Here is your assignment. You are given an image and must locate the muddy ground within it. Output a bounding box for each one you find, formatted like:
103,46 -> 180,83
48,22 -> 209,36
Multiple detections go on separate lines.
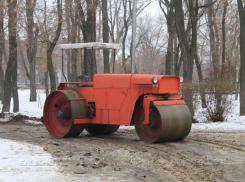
0,117 -> 245,182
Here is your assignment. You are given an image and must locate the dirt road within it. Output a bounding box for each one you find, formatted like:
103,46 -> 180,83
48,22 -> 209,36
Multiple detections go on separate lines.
0,121 -> 244,182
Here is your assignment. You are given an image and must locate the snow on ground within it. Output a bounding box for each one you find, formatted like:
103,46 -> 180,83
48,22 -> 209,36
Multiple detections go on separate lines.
0,139 -> 67,181
14,89 -> 46,118
0,89 -> 45,118
192,97 -> 245,130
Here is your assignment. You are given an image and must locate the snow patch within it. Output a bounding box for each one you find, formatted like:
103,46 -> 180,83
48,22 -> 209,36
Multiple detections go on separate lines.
0,139 -> 66,181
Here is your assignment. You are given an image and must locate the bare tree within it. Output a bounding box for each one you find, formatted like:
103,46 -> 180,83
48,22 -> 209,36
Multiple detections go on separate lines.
188,0 -> 208,108
108,0 -> 122,43
136,16 -> 166,74
174,0 -> 194,116
174,0 -> 193,82
68,0 -> 79,81
0,0 -> 5,101
78,0 -> 98,80
237,0 -> 245,115
159,0 -> 175,75
102,0 -> 110,73
46,0 -> 63,92
65,0 -> 72,81
26,0 -> 38,101
2,0 -> 19,112
207,0 -> 219,77
108,0 -> 151,73
221,0 -> 228,78
122,0 -> 129,73
173,36 -> 181,76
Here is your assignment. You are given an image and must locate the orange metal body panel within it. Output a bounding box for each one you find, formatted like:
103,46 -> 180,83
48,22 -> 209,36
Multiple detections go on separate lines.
93,89 -> 106,108
57,74 -> 184,126
93,74 -> 131,88
109,110 -> 120,125
74,118 -> 92,124
100,109 -> 109,124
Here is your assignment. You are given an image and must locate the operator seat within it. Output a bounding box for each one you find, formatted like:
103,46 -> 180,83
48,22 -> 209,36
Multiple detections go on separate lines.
75,75 -> 93,87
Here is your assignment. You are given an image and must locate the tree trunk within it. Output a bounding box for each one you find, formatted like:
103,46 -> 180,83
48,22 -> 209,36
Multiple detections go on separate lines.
12,54 -> 19,112
173,35 -> 182,76
17,35 -> 30,80
174,0 -> 193,82
2,0 -> 18,112
165,23 -> 174,75
122,0 -> 129,73
65,0 -> 72,81
174,0 -> 193,116
47,44 -> 57,92
26,0 -> 37,101
102,0 -> 110,73
77,0 -> 87,76
71,0 -> 78,80
45,71 -> 49,98
0,0 -> 5,101
78,0 -> 97,80
85,0 -> 98,80
207,0 -> 219,76
189,0 -> 206,108
221,0 -> 228,78
237,0 -> 245,115
159,1 -> 174,75
189,0 -> 201,80
30,25 -> 38,100
46,0 -> 62,93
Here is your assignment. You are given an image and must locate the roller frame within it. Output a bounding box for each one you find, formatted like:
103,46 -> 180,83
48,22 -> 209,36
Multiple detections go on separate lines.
143,95 -> 162,125
142,94 -> 185,125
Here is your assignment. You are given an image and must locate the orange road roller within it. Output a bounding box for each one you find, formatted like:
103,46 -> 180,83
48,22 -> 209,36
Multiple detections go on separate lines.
43,73 -> 192,143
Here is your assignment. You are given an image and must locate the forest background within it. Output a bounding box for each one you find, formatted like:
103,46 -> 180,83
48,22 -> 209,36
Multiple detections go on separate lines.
0,0 -> 245,122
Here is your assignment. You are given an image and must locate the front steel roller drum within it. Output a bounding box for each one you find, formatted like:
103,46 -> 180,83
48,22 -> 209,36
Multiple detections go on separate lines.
85,124 -> 120,135
43,90 -> 87,138
134,104 -> 192,143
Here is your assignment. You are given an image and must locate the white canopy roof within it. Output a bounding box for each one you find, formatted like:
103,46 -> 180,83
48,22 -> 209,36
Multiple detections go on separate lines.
59,42 -> 120,50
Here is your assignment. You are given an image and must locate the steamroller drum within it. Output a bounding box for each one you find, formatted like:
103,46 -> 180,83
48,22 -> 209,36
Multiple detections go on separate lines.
85,124 -> 120,135
43,90 -> 87,138
134,104 -> 192,143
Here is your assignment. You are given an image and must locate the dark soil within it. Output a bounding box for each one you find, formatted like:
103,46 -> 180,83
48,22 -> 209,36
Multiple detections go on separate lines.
0,113 -> 40,123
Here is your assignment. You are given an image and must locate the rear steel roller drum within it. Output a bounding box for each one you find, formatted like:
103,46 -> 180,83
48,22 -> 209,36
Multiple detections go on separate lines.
43,90 -> 87,138
85,124 -> 120,135
134,104 -> 192,143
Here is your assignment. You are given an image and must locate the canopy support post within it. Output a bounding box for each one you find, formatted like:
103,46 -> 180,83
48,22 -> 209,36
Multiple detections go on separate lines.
113,49 -> 116,73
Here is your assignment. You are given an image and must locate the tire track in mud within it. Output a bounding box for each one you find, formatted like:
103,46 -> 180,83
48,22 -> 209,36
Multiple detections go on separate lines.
87,135 -> 230,182
100,129 -> 245,182
187,135 -> 245,152
147,143 -> 229,182
82,137 -> 175,182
